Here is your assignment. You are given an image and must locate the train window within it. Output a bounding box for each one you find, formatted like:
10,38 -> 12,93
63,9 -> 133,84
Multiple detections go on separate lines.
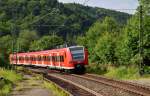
25,57 -> 27,61
32,57 -> 35,61
54,56 -> 56,62
35,57 -> 37,61
21,57 -> 23,60
34,57 -> 36,61
37,56 -> 40,61
47,56 -> 51,61
56,56 -> 58,62
25,56 -> 29,61
60,56 -> 64,62
50,56 -> 52,61
19,57 -> 21,60
43,56 -> 46,61
30,57 -> 33,61
45,56 -> 47,61
22,57 -> 25,60
48,56 -> 50,61
52,56 -> 54,62
39,56 -> 42,61
55,56 -> 56,62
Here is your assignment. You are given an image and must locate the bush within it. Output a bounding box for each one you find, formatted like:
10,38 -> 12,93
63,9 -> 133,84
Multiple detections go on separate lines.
105,66 -> 140,79
86,63 -> 107,74
0,68 -> 22,95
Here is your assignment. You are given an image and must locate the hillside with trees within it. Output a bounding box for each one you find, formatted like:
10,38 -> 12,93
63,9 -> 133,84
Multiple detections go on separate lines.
0,0 -> 130,67
77,0 -> 150,76
0,0 -> 149,77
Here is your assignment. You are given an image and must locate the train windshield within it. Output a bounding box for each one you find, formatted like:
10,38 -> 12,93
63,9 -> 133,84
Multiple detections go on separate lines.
69,47 -> 84,60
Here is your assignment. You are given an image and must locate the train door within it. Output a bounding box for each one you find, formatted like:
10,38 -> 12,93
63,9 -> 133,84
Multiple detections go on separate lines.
52,53 -> 57,68
25,55 -> 29,65
59,52 -> 65,69
19,55 -> 23,64
47,53 -> 52,67
56,53 -> 59,68
37,55 -> 42,66
43,54 -> 48,67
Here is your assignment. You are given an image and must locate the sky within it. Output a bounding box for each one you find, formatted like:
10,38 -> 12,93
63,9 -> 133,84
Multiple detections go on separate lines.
58,0 -> 139,14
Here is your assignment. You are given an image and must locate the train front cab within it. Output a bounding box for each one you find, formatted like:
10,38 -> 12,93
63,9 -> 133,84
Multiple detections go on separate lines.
68,46 -> 88,74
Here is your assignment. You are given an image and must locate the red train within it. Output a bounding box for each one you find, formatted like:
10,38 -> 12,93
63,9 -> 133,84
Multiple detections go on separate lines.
9,46 -> 88,73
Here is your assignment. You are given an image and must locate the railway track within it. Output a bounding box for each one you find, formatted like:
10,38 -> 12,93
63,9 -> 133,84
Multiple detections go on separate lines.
24,67 -> 101,96
84,74 -> 150,96
23,67 -> 150,96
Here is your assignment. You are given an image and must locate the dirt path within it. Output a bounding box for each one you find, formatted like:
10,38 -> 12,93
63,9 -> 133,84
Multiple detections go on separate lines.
10,74 -> 56,96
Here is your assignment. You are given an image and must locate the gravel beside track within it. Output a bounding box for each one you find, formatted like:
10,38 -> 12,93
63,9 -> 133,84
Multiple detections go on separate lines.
45,74 -> 101,96
50,73 -> 136,96
25,67 -> 150,96
127,79 -> 150,88
84,74 -> 150,96
25,67 -> 99,96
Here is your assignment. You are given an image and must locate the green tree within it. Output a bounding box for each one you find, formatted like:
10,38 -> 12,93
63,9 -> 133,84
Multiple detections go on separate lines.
139,0 -> 150,65
0,35 -> 13,67
94,17 -> 119,64
95,32 -> 117,65
85,17 -> 119,62
115,0 -> 150,66
29,35 -> 64,51
115,17 -> 139,65
16,30 -> 39,52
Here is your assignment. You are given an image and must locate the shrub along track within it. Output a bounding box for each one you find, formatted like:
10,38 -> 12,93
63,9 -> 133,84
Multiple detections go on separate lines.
23,67 -> 150,96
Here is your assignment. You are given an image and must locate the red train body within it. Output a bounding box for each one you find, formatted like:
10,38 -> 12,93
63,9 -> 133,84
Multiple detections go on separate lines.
9,46 -> 88,73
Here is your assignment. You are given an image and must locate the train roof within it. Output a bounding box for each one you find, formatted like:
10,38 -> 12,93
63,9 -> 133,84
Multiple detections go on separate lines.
10,46 -> 84,56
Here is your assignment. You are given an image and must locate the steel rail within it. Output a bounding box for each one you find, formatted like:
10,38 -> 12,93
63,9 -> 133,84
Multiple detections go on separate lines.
72,74 -> 150,96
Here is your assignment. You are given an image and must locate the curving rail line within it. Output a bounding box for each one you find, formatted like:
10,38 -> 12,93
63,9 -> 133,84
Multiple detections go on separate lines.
23,67 -> 150,96
72,74 -> 150,96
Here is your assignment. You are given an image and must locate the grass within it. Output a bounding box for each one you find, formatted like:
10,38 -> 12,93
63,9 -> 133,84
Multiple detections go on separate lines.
18,69 -> 70,96
104,66 -> 140,80
31,74 -> 69,96
86,63 -> 148,80
0,68 -> 22,96
42,81 -> 70,96
86,63 -> 107,74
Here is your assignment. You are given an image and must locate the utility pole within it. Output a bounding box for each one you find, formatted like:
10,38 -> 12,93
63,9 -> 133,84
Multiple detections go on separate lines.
11,8 -> 17,70
139,5 -> 144,75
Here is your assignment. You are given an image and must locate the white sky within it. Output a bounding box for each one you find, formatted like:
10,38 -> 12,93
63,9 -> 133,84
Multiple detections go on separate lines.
58,0 -> 139,14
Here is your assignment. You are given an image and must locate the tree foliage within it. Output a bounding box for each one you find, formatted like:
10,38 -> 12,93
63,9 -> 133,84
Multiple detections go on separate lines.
16,30 -> 39,52
29,35 -> 64,51
76,0 -> 150,72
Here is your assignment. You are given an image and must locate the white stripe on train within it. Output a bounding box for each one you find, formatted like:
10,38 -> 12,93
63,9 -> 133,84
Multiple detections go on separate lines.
12,63 -> 74,69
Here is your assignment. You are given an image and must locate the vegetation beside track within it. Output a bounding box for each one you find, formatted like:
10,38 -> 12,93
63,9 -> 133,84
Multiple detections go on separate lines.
104,66 -> 140,80
0,0 -> 149,82
43,81 -> 69,96
87,64 -> 150,80
0,68 -> 22,96
78,0 -> 150,77
20,67 -> 70,96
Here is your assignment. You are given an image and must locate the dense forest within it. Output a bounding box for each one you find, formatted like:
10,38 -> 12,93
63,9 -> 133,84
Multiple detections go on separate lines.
0,0 -> 130,59
0,0 -> 149,75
